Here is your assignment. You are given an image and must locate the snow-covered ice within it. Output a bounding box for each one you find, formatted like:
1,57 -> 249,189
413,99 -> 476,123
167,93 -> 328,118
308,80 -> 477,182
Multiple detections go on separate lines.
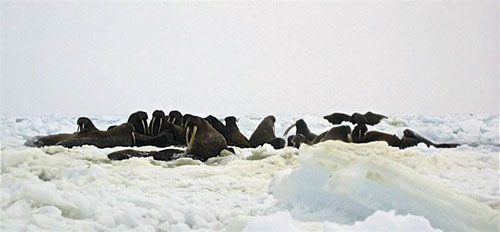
1,114 -> 499,231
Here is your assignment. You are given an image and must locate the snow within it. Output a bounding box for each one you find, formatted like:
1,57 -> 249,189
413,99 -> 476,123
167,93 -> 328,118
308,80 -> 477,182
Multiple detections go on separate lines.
1,114 -> 499,231
269,141 -> 499,232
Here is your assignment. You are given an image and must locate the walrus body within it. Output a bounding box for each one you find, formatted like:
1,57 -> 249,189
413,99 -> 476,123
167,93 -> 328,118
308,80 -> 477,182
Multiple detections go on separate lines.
403,129 -> 460,148
224,116 -> 251,148
249,116 -> 276,147
185,116 -> 228,160
319,125 -> 352,143
25,117 -> 99,147
57,123 -> 135,148
363,131 -> 403,148
133,132 -> 176,147
108,148 -> 186,161
323,111 -> 387,126
25,133 -> 76,147
205,115 -> 227,138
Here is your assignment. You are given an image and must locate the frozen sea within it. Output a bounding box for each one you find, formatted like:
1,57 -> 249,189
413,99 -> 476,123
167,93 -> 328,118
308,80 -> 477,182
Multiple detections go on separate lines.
1,114 -> 499,231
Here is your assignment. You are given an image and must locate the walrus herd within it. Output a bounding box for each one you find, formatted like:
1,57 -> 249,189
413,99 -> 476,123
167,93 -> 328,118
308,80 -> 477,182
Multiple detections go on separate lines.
25,110 -> 460,162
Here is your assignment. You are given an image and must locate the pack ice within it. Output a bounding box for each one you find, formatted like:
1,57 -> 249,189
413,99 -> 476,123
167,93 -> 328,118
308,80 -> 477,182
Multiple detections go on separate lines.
1,114 -> 499,231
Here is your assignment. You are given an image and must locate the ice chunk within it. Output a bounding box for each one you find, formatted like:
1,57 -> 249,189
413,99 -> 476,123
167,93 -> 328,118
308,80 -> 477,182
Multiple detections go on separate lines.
270,141 -> 500,232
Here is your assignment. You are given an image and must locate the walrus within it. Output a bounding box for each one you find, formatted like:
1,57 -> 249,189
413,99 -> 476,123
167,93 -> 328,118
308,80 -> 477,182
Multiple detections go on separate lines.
205,115 -> 227,137
364,111 -> 387,125
403,129 -> 460,148
77,117 -> 99,133
25,133 -> 76,147
323,111 -> 387,126
249,115 -> 285,149
149,110 -> 166,136
108,116 -> 228,162
138,111 -> 186,147
319,125 -> 352,143
224,116 -> 252,148
249,115 -> 276,147
168,110 -> 183,126
283,119 -> 318,144
24,117 -> 99,147
184,116 -> 228,160
57,123 -> 135,148
128,111 -> 149,135
287,135 -> 295,147
162,120 -> 187,146
352,123 -> 368,143
288,134 -> 306,148
323,113 -> 353,125
350,112 -> 387,125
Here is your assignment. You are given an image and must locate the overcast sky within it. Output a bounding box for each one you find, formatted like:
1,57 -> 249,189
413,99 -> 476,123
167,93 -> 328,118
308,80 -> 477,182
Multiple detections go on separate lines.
1,1 -> 498,117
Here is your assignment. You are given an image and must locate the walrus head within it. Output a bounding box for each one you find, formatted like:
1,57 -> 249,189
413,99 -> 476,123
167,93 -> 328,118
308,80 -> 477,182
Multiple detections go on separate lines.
77,117 -> 98,133
127,111 -> 149,135
224,116 -> 238,128
168,110 -> 183,126
283,119 -> 309,137
352,123 -> 368,143
290,133 -> 306,148
184,116 -> 202,150
149,110 -> 165,136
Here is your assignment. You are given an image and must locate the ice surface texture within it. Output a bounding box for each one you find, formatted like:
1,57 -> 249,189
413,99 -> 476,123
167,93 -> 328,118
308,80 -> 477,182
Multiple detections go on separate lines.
1,114 -> 498,231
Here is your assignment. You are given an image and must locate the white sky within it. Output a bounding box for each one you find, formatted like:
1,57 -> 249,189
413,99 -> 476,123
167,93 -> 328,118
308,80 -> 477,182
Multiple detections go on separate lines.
1,1 -> 498,117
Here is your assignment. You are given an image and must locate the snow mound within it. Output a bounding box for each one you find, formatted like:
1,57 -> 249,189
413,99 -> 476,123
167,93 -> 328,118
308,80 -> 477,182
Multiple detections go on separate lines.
243,210 -> 441,232
269,141 -> 500,232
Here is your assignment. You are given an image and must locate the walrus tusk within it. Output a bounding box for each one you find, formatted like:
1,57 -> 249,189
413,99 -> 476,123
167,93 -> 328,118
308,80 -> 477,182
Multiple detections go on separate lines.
142,120 -> 147,135
186,127 -> 190,147
77,125 -> 80,133
347,133 -> 353,143
172,118 -> 176,125
150,117 -> 156,135
188,126 -> 198,149
81,124 -> 85,132
283,123 -> 296,137
131,132 -> 136,146
158,118 -> 163,135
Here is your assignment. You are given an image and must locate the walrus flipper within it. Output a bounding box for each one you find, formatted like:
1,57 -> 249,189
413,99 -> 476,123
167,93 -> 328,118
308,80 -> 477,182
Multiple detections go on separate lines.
323,113 -> 353,125
433,143 -> 460,148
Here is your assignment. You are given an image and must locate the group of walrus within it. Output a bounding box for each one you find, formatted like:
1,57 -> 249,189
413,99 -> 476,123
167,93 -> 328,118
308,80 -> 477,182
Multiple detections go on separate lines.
25,110 -> 460,162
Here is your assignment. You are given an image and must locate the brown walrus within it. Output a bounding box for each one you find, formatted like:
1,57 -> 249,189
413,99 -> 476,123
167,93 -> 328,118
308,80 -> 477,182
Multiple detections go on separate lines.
25,117 -> 99,147
224,116 -> 252,148
249,115 -> 285,149
57,123 -> 135,148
